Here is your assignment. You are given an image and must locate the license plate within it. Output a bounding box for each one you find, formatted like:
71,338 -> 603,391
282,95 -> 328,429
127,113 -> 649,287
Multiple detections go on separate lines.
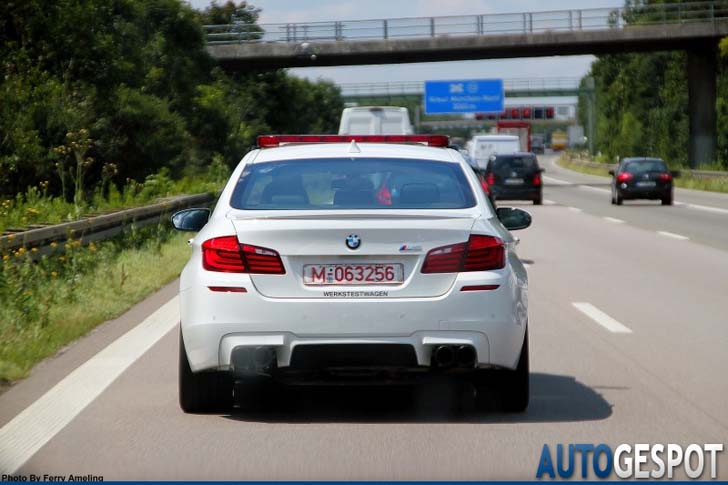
636,181 -> 656,187
504,178 -> 524,185
303,263 -> 404,285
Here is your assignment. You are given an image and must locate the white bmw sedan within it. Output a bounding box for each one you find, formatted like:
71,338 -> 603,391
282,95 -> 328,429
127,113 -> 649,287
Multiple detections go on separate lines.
172,135 -> 532,414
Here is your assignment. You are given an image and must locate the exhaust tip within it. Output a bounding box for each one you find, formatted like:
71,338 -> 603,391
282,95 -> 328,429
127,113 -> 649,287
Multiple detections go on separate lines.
456,345 -> 476,368
432,345 -> 455,367
253,346 -> 276,369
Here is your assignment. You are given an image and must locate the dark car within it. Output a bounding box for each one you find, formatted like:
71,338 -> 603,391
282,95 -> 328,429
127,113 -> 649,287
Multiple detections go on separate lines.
609,157 -> 677,206
483,152 -> 543,205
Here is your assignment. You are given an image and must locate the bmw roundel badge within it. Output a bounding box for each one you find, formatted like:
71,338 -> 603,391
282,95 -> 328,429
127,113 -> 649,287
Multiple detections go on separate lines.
345,234 -> 361,250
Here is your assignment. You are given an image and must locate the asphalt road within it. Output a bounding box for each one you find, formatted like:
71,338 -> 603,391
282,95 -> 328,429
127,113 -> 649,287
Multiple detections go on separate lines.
1,158 -> 727,480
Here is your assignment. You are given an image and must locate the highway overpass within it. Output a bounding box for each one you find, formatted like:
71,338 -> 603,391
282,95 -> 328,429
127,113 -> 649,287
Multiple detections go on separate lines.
205,2 -> 727,167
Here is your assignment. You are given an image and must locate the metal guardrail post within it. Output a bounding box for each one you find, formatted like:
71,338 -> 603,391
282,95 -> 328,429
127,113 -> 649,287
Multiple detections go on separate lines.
569,10 -> 573,30
430,17 -> 435,37
577,10 -> 582,29
383,19 -> 388,40
477,15 -> 483,35
528,12 -> 533,32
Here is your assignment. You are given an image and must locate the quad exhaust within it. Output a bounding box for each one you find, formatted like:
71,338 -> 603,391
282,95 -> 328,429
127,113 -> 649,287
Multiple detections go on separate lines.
431,344 -> 477,368
231,345 -> 277,375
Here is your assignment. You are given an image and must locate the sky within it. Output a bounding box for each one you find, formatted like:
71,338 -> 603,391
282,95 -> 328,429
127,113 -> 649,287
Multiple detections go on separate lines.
186,0 -> 624,86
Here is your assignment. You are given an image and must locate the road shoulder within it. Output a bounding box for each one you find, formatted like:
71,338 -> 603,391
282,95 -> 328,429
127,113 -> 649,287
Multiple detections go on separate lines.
0,280 -> 178,427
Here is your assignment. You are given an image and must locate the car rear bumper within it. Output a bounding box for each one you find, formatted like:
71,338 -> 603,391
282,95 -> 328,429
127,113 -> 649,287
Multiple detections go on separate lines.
180,273 -> 527,375
491,186 -> 541,200
619,187 -> 670,199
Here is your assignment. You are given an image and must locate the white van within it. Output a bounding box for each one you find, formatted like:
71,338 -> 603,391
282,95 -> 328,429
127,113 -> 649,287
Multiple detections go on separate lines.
469,135 -> 520,169
338,106 -> 414,135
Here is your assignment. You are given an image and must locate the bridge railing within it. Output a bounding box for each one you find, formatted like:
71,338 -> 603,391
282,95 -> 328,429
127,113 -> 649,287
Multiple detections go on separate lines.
204,2 -> 728,45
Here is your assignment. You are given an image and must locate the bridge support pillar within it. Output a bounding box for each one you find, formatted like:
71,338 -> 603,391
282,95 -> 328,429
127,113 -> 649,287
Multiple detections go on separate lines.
687,45 -> 717,168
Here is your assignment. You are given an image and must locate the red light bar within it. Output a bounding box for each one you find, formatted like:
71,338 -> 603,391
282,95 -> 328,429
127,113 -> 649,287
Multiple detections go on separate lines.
257,134 -> 450,148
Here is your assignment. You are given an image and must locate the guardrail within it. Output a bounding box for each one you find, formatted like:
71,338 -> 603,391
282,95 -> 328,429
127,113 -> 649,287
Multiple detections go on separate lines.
0,193 -> 215,253
204,2 -> 728,45
562,157 -> 728,179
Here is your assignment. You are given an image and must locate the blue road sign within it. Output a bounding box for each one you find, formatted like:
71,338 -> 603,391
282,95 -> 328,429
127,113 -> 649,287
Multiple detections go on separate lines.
424,79 -> 504,114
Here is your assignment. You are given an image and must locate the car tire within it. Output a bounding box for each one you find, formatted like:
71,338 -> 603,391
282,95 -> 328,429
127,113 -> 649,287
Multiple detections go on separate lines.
179,330 -> 233,413
533,195 -> 542,205
616,194 -> 623,206
662,193 -> 673,205
473,329 -> 529,413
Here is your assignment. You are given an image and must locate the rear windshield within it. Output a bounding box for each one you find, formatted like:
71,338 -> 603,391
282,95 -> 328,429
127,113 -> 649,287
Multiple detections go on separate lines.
623,160 -> 667,173
230,158 -> 476,210
491,156 -> 538,173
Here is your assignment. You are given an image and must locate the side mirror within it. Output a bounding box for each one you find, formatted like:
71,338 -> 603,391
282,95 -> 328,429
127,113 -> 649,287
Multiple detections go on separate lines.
608,169 -> 615,176
496,207 -> 532,231
171,208 -> 210,232
671,170 -> 681,178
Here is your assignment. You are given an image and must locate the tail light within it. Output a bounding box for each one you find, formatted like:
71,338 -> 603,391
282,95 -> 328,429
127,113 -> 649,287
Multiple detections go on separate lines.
658,172 -> 673,182
202,236 -> 245,273
479,178 -> 490,194
486,172 -> 495,186
241,244 -> 286,274
422,235 -> 505,273
616,172 -> 633,183
202,236 -> 285,274
532,173 -> 542,186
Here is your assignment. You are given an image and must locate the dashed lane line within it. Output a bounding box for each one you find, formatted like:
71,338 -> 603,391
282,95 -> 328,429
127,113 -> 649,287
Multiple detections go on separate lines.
0,297 -> 180,474
603,216 -> 624,224
572,302 -> 633,334
657,231 -> 689,241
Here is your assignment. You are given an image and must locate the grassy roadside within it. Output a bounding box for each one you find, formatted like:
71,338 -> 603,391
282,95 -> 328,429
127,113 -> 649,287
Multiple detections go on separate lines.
557,155 -> 728,194
0,228 -> 190,384
0,158 -> 228,233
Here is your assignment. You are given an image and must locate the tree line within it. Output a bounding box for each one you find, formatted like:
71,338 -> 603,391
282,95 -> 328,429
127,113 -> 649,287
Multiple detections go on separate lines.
0,0 -> 343,197
579,0 -> 728,168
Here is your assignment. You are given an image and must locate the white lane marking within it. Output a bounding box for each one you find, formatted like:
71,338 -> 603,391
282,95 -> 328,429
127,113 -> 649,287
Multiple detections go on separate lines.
542,199 -> 556,205
579,185 -> 611,194
603,216 -> 624,224
657,231 -> 689,240
542,175 -> 571,185
683,203 -> 728,215
572,302 -> 633,334
0,297 -> 179,474
568,206 -> 583,213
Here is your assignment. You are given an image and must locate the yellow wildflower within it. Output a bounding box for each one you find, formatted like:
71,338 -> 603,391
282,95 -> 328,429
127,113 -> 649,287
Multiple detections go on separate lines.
50,241 -> 58,249
51,271 -> 58,278
2,254 -> 8,262
31,247 -> 38,253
